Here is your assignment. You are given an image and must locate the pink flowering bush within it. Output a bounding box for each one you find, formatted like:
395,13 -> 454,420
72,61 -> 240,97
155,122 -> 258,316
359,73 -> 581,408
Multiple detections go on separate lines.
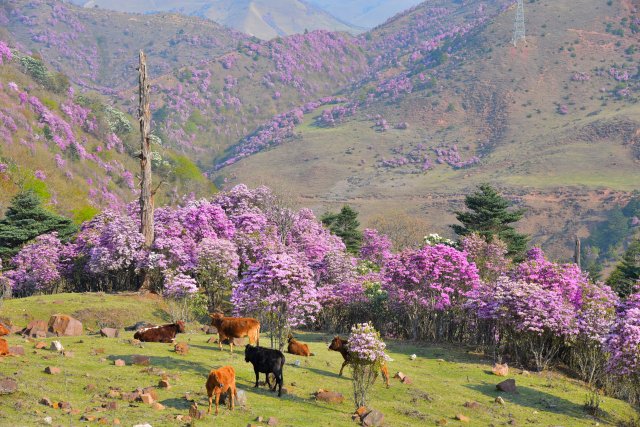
360,229 -> 392,266
0,41 -> 12,65
347,322 -> 390,408
163,272 -> 198,299
6,233 -> 63,296
232,252 -> 321,349
606,291 -> 640,403
196,237 -> 240,311
461,233 -> 510,282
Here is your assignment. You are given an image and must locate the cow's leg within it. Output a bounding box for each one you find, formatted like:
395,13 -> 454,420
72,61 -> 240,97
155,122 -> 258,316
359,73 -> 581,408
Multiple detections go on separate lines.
254,368 -> 260,388
229,342 -> 234,353
277,370 -> 283,397
265,372 -> 272,389
218,335 -> 223,351
208,393 -> 213,414
381,363 -> 390,388
339,360 -> 349,376
229,387 -> 235,410
215,393 -> 220,415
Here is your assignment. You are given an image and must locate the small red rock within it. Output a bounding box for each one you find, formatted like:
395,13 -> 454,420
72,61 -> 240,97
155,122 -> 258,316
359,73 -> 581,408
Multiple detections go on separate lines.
44,366 -> 61,375
114,359 -> 125,367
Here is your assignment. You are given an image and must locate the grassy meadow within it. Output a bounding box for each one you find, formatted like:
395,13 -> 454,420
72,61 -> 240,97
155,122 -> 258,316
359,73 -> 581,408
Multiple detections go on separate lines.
0,293 -> 637,426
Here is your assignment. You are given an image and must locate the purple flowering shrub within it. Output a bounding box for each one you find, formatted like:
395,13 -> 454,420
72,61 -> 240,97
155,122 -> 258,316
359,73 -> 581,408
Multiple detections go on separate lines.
461,233 -> 510,282
6,233 -> 63,296
232,252 -> 321,350
347,322 -> 390,408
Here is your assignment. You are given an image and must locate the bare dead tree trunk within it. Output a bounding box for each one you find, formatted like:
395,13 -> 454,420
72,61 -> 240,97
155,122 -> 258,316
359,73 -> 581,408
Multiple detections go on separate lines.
574,236 -> 581,269
139,50 -> 154,291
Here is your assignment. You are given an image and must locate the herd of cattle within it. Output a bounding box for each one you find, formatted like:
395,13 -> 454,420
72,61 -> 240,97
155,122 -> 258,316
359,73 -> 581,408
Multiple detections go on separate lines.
132,312 -> 390,416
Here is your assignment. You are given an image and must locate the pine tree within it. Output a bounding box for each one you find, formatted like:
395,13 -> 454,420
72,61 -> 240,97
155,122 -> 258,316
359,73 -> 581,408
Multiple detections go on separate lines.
607,239 -> 640,298
0,191 -> 77,260
321,205 -> 363,254
451,184 -> 528,260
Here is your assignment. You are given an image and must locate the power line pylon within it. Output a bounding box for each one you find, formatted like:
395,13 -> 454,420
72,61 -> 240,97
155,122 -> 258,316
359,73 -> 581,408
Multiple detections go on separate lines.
512,0 -> 526,46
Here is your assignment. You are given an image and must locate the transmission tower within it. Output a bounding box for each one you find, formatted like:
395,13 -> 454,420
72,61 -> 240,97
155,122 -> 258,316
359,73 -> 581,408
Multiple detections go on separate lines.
512,0 -> 526,46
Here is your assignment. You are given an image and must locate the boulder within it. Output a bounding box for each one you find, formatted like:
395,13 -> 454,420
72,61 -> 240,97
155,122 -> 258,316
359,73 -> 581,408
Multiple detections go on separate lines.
455,414 -> 470,423
314,390 -> 344,404
44,367 -> 61,375
9,345 -> 25,356
50,341 -> 64,352
152,402 -> 165,411
158,379 -> 170,389
114,359 -> 126,367
63,351 -> 74,358
464,401 -> 481,409
100,328 -> 119,338
492,363 -> 509,377
0,378 -> 18,394
361,409 -> 385,427
202,325 -> 218,334
267,417 -> 278,426
48,314 -> 83,337
495,396 -> 506,405
174,342 -> 189,355
0,338 -> 8,356
236,389 -> 248,406
40,397 -> 53,407
131,355 -> 151,366
35,342 -> 47,349
24,320 -> 49,338
496,379 -> 517,393
139,393 -> 154,404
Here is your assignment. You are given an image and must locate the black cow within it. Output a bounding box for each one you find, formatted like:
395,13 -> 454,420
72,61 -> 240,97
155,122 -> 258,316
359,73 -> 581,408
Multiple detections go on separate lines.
244,344 -> 285,397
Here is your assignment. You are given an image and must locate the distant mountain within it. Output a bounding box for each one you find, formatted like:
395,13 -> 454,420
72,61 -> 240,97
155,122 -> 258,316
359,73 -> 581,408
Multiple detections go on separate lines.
68,0 -> 362,39
305,0 -> 424,29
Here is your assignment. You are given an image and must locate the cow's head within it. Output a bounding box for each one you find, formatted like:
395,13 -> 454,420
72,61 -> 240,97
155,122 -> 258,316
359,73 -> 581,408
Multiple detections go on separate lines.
176,320 -> 186,333
328,336 -> 343,351
287,333 -> 294,343
211,372 -> 224,389
209,312 -> 224,325
244,344 -> 255,363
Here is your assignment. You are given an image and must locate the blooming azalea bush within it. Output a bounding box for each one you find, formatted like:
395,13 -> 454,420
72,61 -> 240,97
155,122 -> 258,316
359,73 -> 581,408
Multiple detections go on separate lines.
347,322 -> 389,408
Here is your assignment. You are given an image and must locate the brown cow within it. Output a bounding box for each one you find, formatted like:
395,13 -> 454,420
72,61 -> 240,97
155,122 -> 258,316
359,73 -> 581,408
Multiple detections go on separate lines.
0,338 -> 8,356
209,313 -> 260,353
206,366 -> 237,415
133,321 -> 185,343
329,336 -> 390,387
287,334 -> 313,357
0,323 -> 10,336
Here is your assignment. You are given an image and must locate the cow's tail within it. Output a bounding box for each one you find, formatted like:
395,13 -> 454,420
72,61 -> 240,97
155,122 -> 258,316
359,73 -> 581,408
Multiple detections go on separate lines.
255,324 -> 260,347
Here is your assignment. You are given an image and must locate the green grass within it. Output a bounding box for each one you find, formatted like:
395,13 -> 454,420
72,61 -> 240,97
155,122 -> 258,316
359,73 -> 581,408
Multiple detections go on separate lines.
0,294 -> 637,426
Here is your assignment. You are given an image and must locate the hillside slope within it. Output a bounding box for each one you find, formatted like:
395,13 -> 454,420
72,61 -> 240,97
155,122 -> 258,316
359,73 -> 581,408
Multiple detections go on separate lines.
69,0 -> 362,39
0,44 -> 213,221
306,0 -> 424,29
215,0 -> 640,260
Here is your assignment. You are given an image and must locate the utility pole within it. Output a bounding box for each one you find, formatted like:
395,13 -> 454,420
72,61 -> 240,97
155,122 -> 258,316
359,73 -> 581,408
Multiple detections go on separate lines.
512,0 -> 526,46
138,50 -> 154,291
574,236 -> 581,268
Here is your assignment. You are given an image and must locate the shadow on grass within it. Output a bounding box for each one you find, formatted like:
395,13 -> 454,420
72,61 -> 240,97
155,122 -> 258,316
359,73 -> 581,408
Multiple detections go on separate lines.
106,354 -> 211,376
465,383 -> 613,423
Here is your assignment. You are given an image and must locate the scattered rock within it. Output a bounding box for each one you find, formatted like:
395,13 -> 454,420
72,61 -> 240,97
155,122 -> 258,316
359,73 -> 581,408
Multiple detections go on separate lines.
202,325 -> 218,334
492,363 -> 509,377
113,418 -> 121,425
236,389 -> 248,406
106,389 -> 121,399
464,401 -> 481,409
100,328 -> 119,338
43,416 -> 52,425
158,379 -> 170,389
176,415 -> 192,422
280,387 -> 289,395
48,314 -> 83,336
361,409 -> 385,427
44,366 -> 61,375
23,320 -> 49,338
97,417 -> 110,425
103,401 -> 118,411
455,414 -> 470,423
9,325 -> 22,334
152,402 -> 165,411
436,358 -> 446,362
410,354 -> 417,360
189,402 -> 206,420
40,397 -> 53,407
131,355 -> 150,366
496,379 -> 517,393
63,350 -> 74,358
50,341 -> 64,352
401,376 -> 412,385
8,345 -> 24,356
80,415 -> 96,422
142,387 -> 158,401
394,372 -> 407,381
59,401 -> 71,410
139,393 -> 154,405
255,416 -> 264,422
495,396 -> 505,405
174,342 -> 189,355
314,390 -> 344,404
267,417 -> 278,426
355,407 -> 368,418
114,359 -> 126,367
436,419 -> 448,426
35,342 -> 47,349
121,391 -> 139,402
0,378 -> 18,394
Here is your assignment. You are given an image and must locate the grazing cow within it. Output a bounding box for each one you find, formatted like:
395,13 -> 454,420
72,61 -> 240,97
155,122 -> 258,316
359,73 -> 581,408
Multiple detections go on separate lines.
287,333 -> 313,357
329,336 -> 390,387
0,323 -> 10,336
0,338 -> 8,356
244,344 -> 285,397
206,366 -> 238,415
209,313 -> 260,353
133,321 -> 185,343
